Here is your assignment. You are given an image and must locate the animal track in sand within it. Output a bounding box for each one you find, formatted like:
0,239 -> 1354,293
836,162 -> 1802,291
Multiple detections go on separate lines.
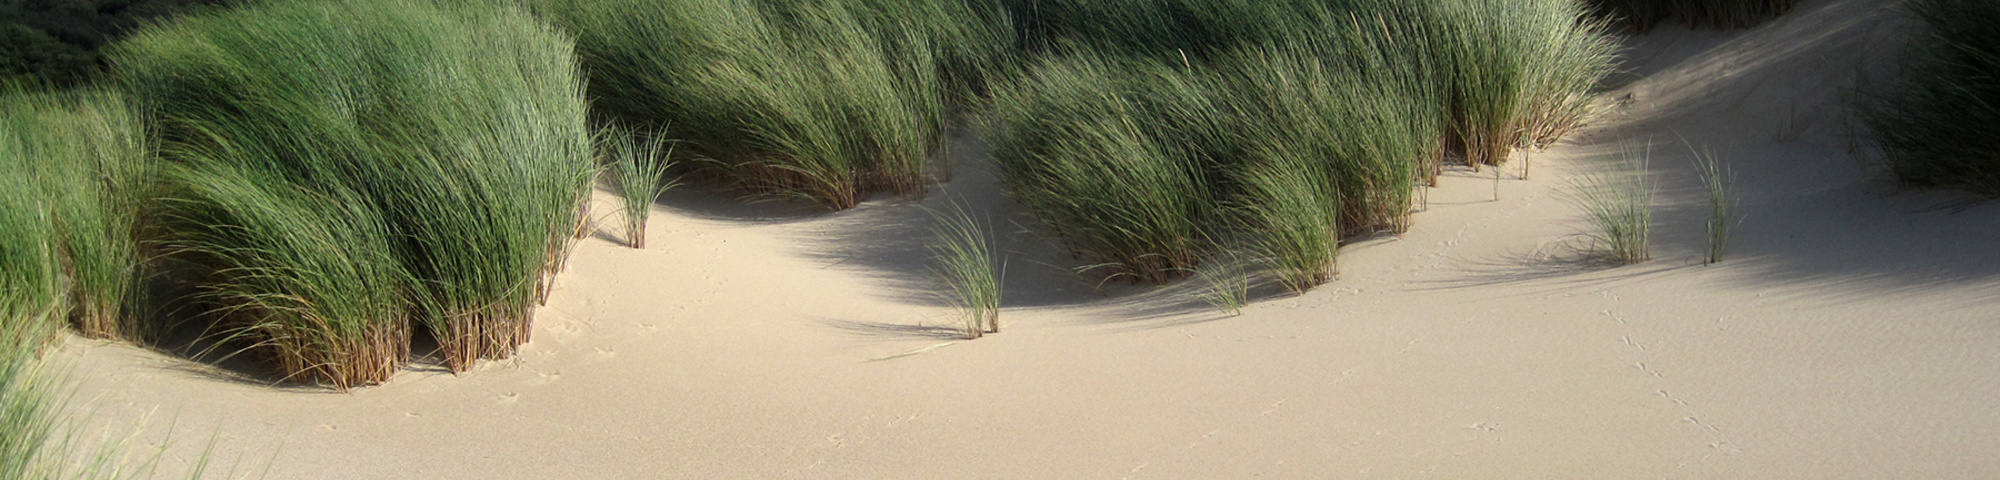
1601,291 -> 1741,460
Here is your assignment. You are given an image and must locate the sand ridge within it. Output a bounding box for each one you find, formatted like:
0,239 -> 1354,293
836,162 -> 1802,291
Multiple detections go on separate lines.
62,0 -> 2000,477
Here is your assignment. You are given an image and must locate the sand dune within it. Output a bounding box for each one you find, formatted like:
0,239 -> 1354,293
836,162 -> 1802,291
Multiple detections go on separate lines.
61,0 -> 2000,477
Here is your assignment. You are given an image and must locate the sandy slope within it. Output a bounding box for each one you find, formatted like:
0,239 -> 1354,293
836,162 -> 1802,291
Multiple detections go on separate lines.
61,0 -> 2000,478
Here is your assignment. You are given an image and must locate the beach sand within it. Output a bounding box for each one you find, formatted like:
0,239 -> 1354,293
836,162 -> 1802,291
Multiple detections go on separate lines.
60,0 -> 2000,477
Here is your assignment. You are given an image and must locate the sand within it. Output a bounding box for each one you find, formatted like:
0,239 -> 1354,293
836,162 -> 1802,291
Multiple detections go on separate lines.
59,0 -> 2000,477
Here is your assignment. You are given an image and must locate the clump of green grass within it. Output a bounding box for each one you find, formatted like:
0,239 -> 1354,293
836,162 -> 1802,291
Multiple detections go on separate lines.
160,159 -> 412,389
927,201 -> 1002,338
0,116 -> 69,353
1858,0 -> 2000,196
1415,0 -> 1618,167
1690,144 -> 1738,264
988,1 -> 1612,291
1570,146 -> 1655,265
116,0 -> 594,380
0,90 -> 150,342
1589,0 -> 1802,31
545,0 -> 1008,210
606,127 -> 679,249
984,53 -> 1220,284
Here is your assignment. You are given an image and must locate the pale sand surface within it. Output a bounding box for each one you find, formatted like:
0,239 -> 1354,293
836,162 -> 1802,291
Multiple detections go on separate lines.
59,0 -> 2000,478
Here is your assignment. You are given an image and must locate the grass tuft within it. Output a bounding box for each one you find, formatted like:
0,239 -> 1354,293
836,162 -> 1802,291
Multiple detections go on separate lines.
1193,250 -> 1250,316
1570,145 -> 1655,265
606,127 -> 679,249
1690,144 -> 1738,264
927,201 -> 1002,338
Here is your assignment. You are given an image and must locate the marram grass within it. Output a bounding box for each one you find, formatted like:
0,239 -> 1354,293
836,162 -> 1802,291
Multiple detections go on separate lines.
1858,0 -> 2000,196
1570,146 -> 1655,265
0,90 -> 150,342
607,127 -> 679,249
545,0 -> 1008,210
115,0 -> 593,383
989,0 -> 1613,291
927,202 -> 1002,338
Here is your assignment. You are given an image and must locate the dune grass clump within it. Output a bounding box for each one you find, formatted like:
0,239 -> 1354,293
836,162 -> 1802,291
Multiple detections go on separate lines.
1590,0 -> 1802,31
115,0 -> 594,381
927,202 -> 1002,338
160,162 -> 412,389
607,127 -> 679,249
1412,0 -> 1618,167
0,90 -> 150,342
1571,147 -> 1655,265
1691,145 -> 1738,264
1858,0 -> 2000,196
546,0 -> 1010,210
1213,41 -> 1437,291
0,123 -> 69,352
989,1 -> 1612,291
985,53 -> 1222,284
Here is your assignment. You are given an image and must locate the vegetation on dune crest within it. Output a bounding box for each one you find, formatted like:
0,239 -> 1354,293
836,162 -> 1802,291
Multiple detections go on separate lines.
114,0 -> 593,384
1859,0 -> 2000,196
544,0 -> 1013,210
989,1 -> 1612,291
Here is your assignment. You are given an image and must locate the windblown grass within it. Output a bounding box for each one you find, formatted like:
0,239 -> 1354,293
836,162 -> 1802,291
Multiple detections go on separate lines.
1690,144 -> 1738,264
1570,146 -> 1654,265
115,0 -> 594,382
546,0 -> 1009,210
1193,250 -> 1249,316
1215,41 -> 1434,291
927,202 -> 1001,338
1858,0 -> 2000,196
0,90 -> 150,341
984,53 -> 1220,284
1417,0 -> 1618,166
159,161 -> 412,389
0,116 -> 69,353
606,127 -> 679,249
988,1 -> 1612,291
1590,0 -> 1802,31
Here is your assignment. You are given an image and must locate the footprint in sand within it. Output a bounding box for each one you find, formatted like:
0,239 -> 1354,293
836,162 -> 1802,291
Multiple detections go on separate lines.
497,392 -> 520,404
594,347 -> 616,359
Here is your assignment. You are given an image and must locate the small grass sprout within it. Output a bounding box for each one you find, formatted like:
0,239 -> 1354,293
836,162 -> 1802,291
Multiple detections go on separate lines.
927,201 -> 1002,339
1570,145 -> 1655,265
607,127 -> 679,249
